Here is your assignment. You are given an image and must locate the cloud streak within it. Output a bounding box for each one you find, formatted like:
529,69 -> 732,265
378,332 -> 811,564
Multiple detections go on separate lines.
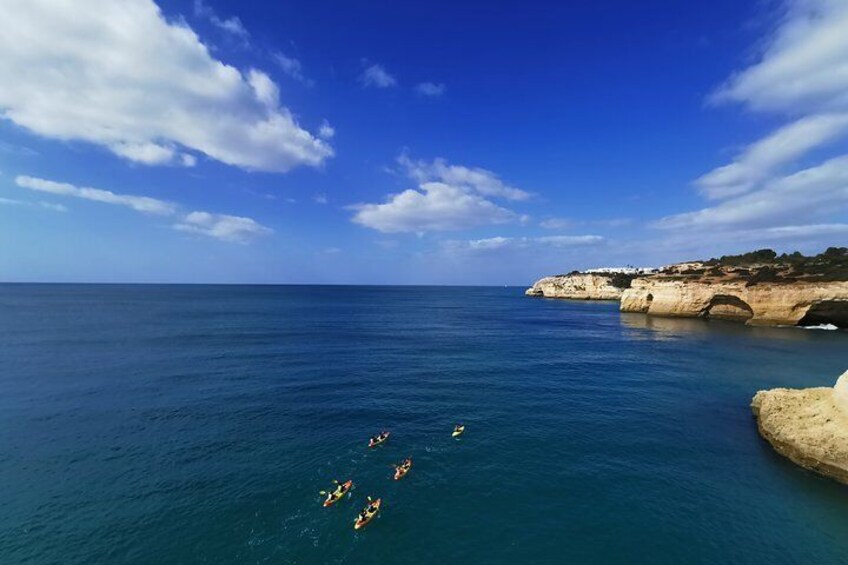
657,155 -> 848,230
16,175 -> 271,243
667,0 -> 848,243
0,196 -> 67,212
696,113 -> 848,199
443,234 -> 605,253
16,176 -> 176,215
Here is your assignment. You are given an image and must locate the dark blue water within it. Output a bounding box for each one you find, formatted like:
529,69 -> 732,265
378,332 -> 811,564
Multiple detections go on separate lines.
1,285 -> 847,564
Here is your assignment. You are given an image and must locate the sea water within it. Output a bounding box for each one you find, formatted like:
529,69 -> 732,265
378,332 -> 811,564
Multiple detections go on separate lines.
1,284 -> 847,564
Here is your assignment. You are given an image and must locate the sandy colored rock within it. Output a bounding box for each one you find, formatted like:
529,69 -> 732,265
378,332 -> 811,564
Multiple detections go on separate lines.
751,370 -> 848,485
620,278 -> 848,326
525,274 -> 625,300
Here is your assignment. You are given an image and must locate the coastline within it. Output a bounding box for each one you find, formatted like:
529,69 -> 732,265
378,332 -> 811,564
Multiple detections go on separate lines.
525,252 -> 848,329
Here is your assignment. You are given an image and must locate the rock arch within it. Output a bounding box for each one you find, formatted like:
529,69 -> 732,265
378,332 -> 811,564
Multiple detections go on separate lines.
704,294 -> 754,322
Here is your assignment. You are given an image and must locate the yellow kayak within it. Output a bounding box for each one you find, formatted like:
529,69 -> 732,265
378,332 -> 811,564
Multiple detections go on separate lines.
452,425 -> 465,437
354,498 -> 381,530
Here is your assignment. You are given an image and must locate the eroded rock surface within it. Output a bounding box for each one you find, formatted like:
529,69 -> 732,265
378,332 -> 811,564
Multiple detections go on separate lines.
620,279 -> 848,327
525,274 -> 627,300
752,370 -> 848,485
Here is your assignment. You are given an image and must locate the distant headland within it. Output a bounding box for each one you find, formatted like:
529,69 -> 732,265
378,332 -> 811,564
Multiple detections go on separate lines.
526,247 -> 848,329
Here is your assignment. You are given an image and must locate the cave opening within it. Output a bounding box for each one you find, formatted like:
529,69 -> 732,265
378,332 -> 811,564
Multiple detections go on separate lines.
798,300 -> 848,328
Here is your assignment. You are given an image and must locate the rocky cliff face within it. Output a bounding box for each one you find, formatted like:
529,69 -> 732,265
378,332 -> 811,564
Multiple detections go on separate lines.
751,370 -> 848,485
525,274 -> 626,300
620,279 -> 848,327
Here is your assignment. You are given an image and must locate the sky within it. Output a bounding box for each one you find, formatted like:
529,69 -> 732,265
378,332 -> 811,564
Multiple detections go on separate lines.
1,0 -> 847,284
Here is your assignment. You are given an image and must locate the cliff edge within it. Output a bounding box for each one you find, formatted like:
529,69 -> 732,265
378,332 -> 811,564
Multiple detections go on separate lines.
751,370 -> 848,485
525,272 -> 633,300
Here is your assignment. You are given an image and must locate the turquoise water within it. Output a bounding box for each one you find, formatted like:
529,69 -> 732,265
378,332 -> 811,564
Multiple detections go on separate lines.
1,284 -> 847,564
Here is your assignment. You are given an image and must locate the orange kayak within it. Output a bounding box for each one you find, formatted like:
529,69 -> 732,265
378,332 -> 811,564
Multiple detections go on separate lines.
323,480 -> 353,507
394,459 -> 412,480
368,432 -> 390,448
354,498 -> 382,530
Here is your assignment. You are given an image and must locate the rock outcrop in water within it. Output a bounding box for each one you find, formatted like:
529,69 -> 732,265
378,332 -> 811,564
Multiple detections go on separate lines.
524,273 -> 631,300
751,370 -> 848,485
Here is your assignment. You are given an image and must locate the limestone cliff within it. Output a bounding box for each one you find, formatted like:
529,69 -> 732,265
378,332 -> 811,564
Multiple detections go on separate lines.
525,273 -> 627,300
527,248 -> 848,327
620,278 -> 848,327
752,370 -> 848,485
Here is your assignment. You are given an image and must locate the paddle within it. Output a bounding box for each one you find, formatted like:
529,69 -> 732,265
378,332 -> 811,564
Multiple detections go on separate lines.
319,480 -> 342,496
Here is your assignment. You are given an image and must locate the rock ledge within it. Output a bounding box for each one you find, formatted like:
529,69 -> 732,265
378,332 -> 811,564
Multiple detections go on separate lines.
752,370 -> 848,485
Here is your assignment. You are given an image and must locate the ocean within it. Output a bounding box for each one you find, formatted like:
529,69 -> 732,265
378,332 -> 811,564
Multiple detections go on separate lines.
1,284 -> 847,564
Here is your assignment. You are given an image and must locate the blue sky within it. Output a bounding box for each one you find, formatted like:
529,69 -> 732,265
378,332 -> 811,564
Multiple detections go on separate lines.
1,0 -> 847,284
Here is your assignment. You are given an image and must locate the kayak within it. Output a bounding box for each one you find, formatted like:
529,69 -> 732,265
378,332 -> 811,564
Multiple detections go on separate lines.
452,426 -> 465,437
368,432 -> 390,448
323,480 -> 353,507
394,460 -> 412,480
354,498 -> 382,530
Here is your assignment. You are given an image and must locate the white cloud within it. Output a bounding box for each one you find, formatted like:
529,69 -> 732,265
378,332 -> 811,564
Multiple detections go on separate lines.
0,196 -> 67,212
694,0 -> 848,201
415,82 -> 446,97
657,154 -> 848,229
360,63 -> 397,88
16,175 -> 176,215
313,193 -> 328,204
174,211 -> 272,243
710,0 -> 848,113
751,223 -> 848,238
675,0 -> 848,235
193,0 -> 249,42
110,141 -> 179,166
16,174 -> 270,242
444,234 -> 605,252
318,120 -> 335,139
540,217 -> 571,229
273,52 -> 311,85
535,235 -> 606,247
467,236 -> 513,250
398,154 -> 531,201
352,155 -> 533,233
247,69 -> 280,109
352,182 -> 519,233
0,0 -> 332,172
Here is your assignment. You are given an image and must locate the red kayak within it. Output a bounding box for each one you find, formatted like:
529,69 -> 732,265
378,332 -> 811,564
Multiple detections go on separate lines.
323,480 -> 353,507
394,459 -> 412,480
